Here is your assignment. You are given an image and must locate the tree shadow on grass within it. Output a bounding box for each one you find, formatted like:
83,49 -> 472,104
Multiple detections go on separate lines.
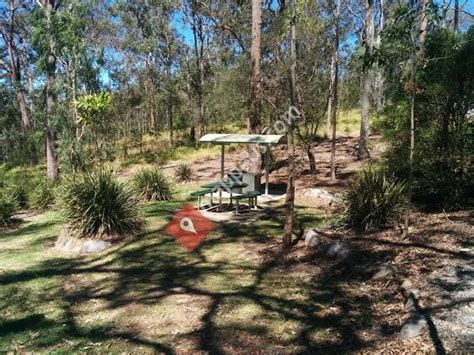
0,207 -> 398,353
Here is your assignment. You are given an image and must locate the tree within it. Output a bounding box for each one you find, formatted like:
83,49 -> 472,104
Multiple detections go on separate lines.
35,0 -> 60,180
329,0 -> 341,180
358,0 -> 375,160
283,0 -> 298,249
248,0 -> 263,174
0,0 -> 32,132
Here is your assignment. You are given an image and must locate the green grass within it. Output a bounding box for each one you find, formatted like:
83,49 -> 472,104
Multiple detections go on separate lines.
338,109 -> 361,135
1,190 -> 371,353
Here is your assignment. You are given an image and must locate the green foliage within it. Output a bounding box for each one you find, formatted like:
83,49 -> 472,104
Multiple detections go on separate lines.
75,92 -> 113,126
5,181 -> 30,209
60,170 -> 144,238
0,192 -> 16,225
175,163 -> 192,182
29,180 -> 57,212
339,167 -> 407,231
378,27 -> 474,210
133,168 -> 173,201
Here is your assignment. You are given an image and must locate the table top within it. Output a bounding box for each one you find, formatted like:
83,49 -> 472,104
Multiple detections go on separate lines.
201,180 -> 248,189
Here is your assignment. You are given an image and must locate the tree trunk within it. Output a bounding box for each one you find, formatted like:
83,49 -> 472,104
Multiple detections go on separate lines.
307,144 -> 316,174
248,0 -> 263,174
191,1 -> 205,147
358,0 -> 374,160
249,0 -> 263,133
168,104 -> 174,148
283,0 -> 298,249
404,67 -> 416,237
5,0 -> 33,133
454,0 -> 459,33
326,58 -> 334,139
419,0 -> 429,51
374,0 -> 385,115
44,1 -> 59,180
330,0 -> 340,180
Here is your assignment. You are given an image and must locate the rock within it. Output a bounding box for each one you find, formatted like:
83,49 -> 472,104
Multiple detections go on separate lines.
304,229 -> 321,247
55,228 -> 112,254
399,313 -> 427,339
327,241 -> 350,261
302,188 -> 341,202
372,264 -> 400,279
82,240 -> 111,253
55,233 -> 83,253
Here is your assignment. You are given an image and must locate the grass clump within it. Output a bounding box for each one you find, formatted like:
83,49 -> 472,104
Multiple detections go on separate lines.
60,170 -> 144,238
339,166 -> 407,231
0,192 -> 16,225
4,181 -> 30,209
175,163 -> 192,182
29,180 -> 57,212
133,168 -> 173,201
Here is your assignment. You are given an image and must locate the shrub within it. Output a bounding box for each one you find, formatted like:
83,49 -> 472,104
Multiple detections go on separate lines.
29,180 -> 56,212
339,166 -> 407,231
5,181 -> 30,209
0,192 -> 16,225
175,163 -> 192,182
133,168 -> 173,201
60,170 -> 144,238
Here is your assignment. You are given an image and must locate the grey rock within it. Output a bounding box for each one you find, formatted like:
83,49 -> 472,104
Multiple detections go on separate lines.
327,241 -> 350,261
82,240 -> 111,253
302,188 -> 341,202
304,229 -> 321,247
55,233 -> 83,253
372,264 -> 400,279
399,313 -> 427,339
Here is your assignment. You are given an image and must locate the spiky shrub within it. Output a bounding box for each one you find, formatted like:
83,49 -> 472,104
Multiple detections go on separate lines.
5,181 -> 30,209
340,166 -> 407,231
60,170 -> 144,238
175,163 -> 192,182
29,180 -> 56,212
0,192 -> 16,225
133,168 -> 173,201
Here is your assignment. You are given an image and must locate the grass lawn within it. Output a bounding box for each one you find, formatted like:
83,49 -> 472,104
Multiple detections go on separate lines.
0,194 -> 344,353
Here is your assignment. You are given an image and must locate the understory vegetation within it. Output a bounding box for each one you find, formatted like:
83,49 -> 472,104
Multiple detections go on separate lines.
0,0 -> 472,352
60,170 -> 144,238
133,168 -> 174,202
340,167 -> 407,231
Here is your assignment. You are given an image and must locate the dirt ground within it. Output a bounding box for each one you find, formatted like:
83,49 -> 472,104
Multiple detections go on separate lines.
167,135 -> 473,352
250,208 -> 473,353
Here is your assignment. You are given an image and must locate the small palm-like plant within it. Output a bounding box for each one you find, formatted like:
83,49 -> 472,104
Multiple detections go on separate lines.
175,163 -> 192,182
60,170 -> 144,238
29,180 -> 56,212
133,168 -> 173,201
340,166 -> 407,231
0,192 -> 16,225
5,181 -> 29,209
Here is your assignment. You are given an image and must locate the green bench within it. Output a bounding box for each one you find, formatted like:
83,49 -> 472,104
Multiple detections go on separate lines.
190,189 -> 213,210
232,191 -> 262,214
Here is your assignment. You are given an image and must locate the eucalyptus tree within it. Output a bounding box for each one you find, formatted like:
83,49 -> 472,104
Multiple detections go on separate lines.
358,0 -> 375,160
0,0 -> 32,133
32,0 -> 61,180
106,0 -> 183,147
283,0 -> 298,249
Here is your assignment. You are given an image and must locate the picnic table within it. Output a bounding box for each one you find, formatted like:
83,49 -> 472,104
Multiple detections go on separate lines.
191,179 -> 261,213
201,180 -> 248,206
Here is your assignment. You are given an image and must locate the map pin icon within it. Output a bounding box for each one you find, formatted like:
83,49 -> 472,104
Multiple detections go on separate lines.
179,217 -> 198,234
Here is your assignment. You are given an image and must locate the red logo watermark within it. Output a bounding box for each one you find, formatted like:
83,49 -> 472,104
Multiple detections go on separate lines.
166,204 -> 214,251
